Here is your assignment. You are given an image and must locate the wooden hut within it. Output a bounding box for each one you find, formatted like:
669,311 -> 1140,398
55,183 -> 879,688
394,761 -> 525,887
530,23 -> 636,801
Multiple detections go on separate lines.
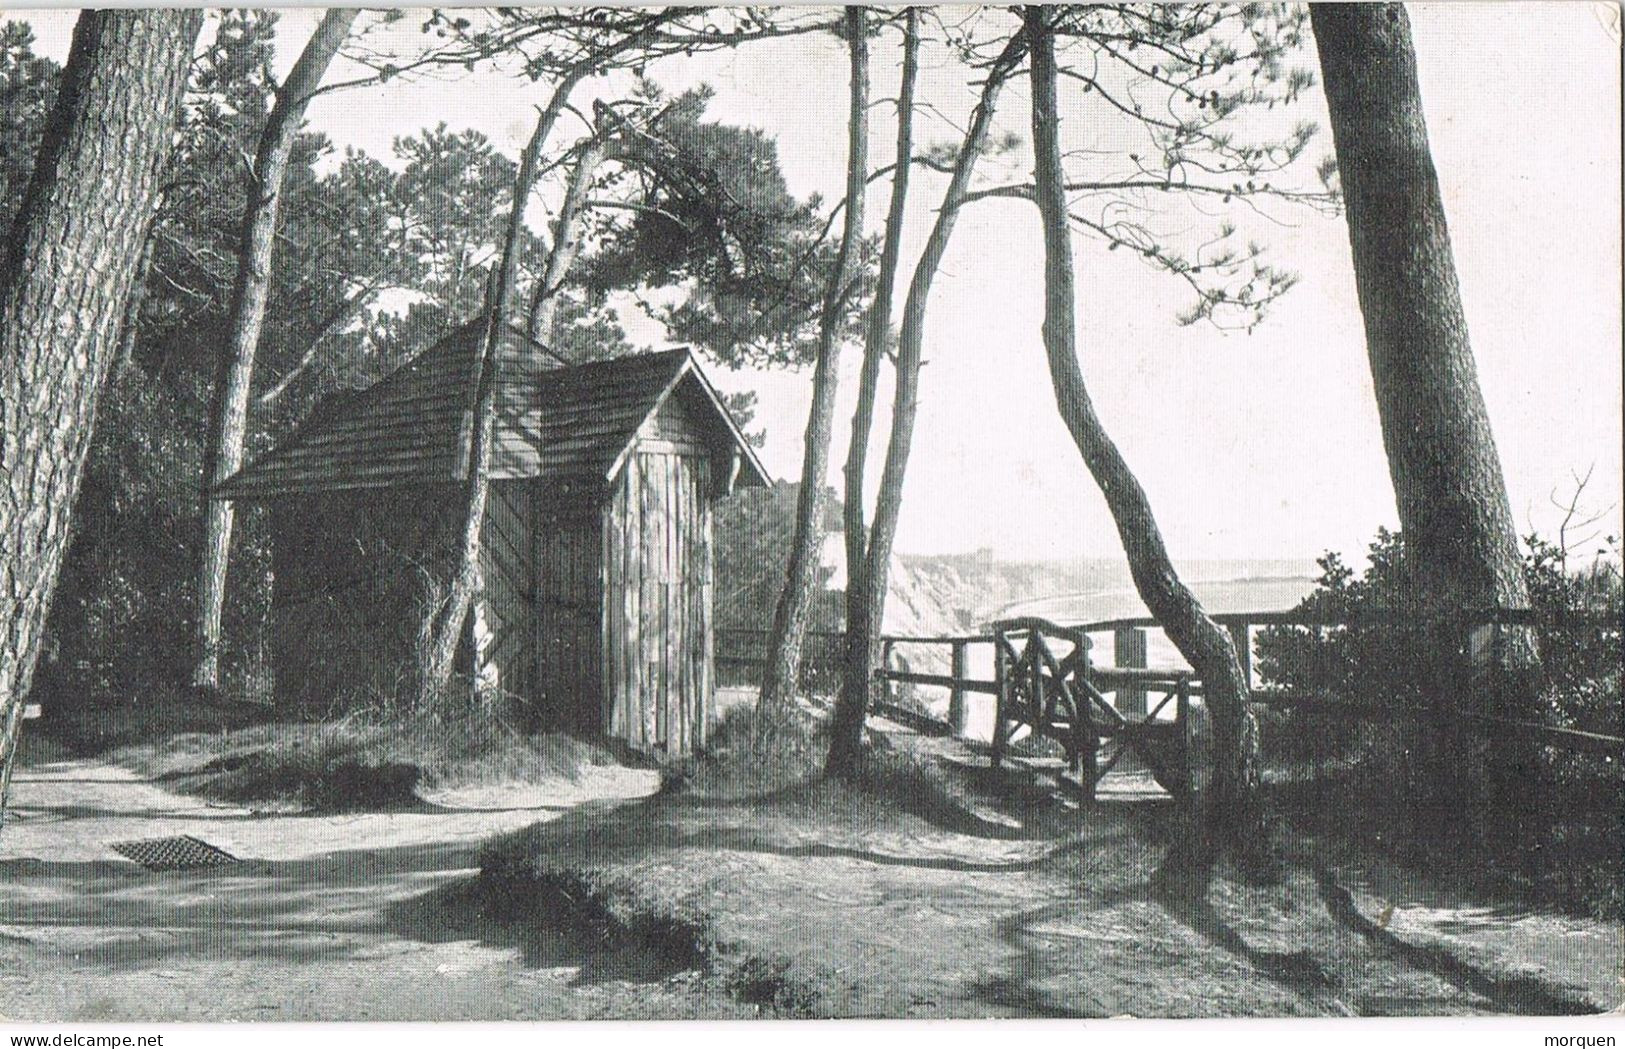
215,320 -> 768,756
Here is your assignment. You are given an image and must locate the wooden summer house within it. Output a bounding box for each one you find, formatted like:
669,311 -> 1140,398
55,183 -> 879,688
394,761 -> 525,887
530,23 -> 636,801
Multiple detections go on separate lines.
216,319 -> 768,756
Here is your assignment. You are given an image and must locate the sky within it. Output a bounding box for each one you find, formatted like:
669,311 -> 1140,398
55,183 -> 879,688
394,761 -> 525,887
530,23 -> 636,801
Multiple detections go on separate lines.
14,3 -> 1624,567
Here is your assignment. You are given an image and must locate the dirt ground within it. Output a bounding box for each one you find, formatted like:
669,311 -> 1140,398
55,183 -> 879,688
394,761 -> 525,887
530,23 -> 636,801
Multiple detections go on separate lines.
480,723 -> 1623,1019
0,733 -> 748,1021
2,723 -> 1618,1021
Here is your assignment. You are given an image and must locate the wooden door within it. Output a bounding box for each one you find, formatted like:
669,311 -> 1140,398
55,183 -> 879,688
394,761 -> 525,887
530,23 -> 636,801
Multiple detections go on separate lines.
602,450 -> 713,755
534,498 -> 602,733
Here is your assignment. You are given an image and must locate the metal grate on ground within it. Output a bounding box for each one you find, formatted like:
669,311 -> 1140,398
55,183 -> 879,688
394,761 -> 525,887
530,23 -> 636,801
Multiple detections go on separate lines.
110,834 -> 239,871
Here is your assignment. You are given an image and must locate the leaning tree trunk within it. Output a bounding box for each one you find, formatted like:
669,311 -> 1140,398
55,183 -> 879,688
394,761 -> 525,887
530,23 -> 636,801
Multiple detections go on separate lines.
527,136 -> 607,349
1311,2 -> 1538,845
1025,6 -> 1266,881
258,279 -> 384,408
826,32 -> 1027,777
0,9 -> 203,829
431,135 -> 607,707
757,6 -> 870,734
195,8 -> 357,691
416,74 -> 585,701
839,7 -> 919,744
418,16 -> 675,699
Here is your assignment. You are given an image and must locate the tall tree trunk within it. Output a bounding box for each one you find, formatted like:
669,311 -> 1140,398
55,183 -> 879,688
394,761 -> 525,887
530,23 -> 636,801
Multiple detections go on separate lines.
1311,4 -> 1531,625
0,9 -> 202,829
1311,4 -> 1532,631
527,137 -> 607,350
114,214 -> 159,375
194,8 -> 357,691
826,32 -> 1027,777
757,7 -> 870,733
416,77 -> 582,701
1311,2 -> 1537,842
417,16 -> 678,700
840,8 -> 919,745
1024,6 -> 1266,881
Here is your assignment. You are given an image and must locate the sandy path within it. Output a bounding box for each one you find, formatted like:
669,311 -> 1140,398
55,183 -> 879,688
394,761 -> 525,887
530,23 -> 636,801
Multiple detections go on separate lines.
484,727 -> 1619,1019
0,736 -> 743,1021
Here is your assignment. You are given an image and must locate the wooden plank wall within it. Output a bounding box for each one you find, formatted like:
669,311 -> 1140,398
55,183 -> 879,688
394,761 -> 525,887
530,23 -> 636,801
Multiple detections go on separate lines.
534,489 -> 603,733
602,446 -> 714,756
475,480 -> 536,706
643,386 -> 712,457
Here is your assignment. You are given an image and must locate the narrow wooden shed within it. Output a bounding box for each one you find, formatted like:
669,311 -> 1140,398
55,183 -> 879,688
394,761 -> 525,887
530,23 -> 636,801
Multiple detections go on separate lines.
216,320 -> 768,756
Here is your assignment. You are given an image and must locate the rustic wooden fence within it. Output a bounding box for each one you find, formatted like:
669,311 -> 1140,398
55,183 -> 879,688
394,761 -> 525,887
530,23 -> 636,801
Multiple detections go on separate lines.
715,626 -> 991,733
715,607 -> 1623,761
1079,608 -> 1623,758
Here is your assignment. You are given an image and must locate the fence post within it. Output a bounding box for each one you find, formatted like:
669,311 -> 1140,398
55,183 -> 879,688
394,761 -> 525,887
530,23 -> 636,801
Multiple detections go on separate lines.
1228,622 -> 1252,690
1177,675 -> 1193,797
879,639 -> 895,708
992,636 -> 1009,767
1114,627 -> 1147,716
949,640 -> 968,737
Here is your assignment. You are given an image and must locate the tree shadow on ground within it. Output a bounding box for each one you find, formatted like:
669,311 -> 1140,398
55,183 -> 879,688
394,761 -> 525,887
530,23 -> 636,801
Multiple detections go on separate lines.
382,878 -> 699,988
1310,865 -> 1596,1015
486,786 -> 1092,881
956,790 -> 1521,1018
673,775 -> 1046,843
1,839 -> 492,970
1150,877 -> 1353,1013
673,826 -> 1085,874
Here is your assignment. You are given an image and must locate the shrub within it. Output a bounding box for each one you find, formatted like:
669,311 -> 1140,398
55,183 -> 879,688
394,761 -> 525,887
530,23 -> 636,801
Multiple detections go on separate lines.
1255,528 -> 1622,917
686,700 -> 828,798
36,373 -> 277,714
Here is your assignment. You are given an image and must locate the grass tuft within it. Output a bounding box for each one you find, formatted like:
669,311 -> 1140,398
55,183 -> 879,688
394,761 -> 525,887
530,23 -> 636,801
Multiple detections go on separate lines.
82,682 -> 616,810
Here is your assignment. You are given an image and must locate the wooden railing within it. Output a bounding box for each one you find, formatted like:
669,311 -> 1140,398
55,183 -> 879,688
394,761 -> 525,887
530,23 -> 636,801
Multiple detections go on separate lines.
715,605 -> 1621,757
715,627 -> 845,685
870,632 -> 996,735
714,627 -> 988,732
1071,608 -> 1622,757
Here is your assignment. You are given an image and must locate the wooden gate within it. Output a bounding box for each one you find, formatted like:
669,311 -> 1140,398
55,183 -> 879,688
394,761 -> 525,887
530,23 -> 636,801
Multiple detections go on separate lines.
991,617 -> 1197,799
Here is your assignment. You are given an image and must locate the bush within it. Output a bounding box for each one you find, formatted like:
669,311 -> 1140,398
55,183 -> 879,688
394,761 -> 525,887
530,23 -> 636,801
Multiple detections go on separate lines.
102,681 -> 616,812
1257,529 -> 1461,708
685,701 -> 828,798
1257,528 -> 1621,728
36,372 -> 278,714
1254,528 -> 1623,917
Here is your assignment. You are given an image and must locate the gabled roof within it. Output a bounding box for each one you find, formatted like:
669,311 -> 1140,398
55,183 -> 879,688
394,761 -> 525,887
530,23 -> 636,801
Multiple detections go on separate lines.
215,321 -> 770,500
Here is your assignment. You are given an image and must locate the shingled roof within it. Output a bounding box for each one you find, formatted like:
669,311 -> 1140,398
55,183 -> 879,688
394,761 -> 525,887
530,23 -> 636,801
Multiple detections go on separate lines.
215,321 -> 770,500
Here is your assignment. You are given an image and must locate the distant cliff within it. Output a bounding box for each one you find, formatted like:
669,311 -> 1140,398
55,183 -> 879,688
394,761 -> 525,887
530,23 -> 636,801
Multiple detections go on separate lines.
883,549 -> 1317,638
714,486 -> 1316,642
882,552 -> 1114,637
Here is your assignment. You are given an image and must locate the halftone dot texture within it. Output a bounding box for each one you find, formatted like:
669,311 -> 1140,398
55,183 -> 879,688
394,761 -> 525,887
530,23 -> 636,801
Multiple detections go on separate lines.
109,834 -> 239,871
